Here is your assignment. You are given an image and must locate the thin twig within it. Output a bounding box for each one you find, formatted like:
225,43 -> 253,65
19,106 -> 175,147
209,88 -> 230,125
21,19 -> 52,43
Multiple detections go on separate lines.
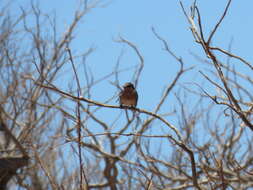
67,47 -> 88,189
207,0 -> 232,45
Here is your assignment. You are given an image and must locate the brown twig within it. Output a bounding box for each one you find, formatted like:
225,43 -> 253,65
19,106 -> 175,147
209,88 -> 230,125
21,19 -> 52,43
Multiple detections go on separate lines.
67,47 -> 88,189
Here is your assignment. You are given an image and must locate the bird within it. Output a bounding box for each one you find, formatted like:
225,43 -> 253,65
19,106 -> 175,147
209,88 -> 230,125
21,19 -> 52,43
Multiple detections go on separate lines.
119,82 -> 138,108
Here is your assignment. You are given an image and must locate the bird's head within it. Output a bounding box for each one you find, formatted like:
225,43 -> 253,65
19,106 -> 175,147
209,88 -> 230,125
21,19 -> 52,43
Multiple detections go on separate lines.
123,82 -> 135,90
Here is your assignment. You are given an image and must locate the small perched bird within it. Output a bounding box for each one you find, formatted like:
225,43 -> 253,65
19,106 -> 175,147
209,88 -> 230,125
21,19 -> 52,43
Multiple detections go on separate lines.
119,82 -> 138,107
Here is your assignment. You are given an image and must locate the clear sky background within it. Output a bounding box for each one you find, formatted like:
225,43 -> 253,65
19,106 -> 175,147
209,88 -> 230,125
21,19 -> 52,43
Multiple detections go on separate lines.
29,0 -> 253,109
8,0 -> 253,157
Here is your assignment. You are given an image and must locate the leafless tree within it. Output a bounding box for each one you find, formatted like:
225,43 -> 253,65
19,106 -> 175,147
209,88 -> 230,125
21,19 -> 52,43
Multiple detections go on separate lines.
0,0 -> 252,190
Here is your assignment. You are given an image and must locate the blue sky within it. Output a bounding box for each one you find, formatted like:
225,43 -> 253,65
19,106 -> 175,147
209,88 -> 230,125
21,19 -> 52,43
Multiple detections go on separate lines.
8,0 -> 253,156
34,0 -> 253,106
3,1 -> 253,188
13,0 -> 253,129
